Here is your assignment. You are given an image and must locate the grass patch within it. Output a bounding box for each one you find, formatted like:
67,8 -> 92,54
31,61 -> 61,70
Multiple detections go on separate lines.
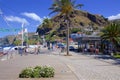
113,52 -> 120,59
113,55 -> 120,59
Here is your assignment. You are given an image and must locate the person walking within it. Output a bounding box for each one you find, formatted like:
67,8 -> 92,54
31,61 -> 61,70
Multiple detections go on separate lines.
34,47 -> 38,55
95,48 -> 99,55
38,45 -> 41,54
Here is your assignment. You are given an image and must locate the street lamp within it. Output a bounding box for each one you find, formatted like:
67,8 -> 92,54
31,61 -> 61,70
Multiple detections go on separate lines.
21,23 -> 24,47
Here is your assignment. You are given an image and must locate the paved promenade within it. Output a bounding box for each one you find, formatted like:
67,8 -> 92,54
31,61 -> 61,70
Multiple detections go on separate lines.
0,48 -> 120,80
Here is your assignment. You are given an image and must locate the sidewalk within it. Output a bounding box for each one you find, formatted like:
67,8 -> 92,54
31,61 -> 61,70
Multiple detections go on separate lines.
81,53 -> 120,67
0,53 -> 78,80
62,52 -> 120,80
0,49 -> 120,80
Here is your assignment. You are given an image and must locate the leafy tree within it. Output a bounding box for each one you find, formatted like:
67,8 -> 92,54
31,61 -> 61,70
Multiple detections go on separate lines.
101,23 -> 120,49
45,30 -> 58,42
13,40 -> 21,46
45,33 -> 52,42
27,39 -> 38,45
49,0 -> 83,55
36,18 -> 53,37
70,28 -> 81,33
42,18 -> 53,28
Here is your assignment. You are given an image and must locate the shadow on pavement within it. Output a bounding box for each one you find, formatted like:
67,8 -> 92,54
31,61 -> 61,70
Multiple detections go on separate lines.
75,51 -> 120,66
93,54 -> 120,66
112,59 -> 120,65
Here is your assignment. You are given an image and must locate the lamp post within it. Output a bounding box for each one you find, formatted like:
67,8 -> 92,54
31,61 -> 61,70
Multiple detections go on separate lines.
21,23 -> 24,48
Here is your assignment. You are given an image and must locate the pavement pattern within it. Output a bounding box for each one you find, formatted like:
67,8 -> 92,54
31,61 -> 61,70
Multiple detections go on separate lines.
0,47 -> 120,80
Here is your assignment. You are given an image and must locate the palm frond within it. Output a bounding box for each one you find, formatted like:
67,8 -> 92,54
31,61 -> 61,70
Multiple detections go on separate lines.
49,0 -> 83,16
71,0 -> 76,6
49,8 -> 61,16
74,4 -> 84,9
101,22 -> 120,47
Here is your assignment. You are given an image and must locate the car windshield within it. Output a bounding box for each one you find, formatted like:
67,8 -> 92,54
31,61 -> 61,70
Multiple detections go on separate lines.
57,43 -> 65,48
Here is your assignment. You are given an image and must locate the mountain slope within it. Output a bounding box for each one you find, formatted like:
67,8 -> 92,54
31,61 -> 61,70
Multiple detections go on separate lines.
37,10 -> 108,36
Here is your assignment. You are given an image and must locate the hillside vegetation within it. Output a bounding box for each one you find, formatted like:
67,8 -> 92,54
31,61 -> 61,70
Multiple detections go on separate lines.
37,10 -> 108,41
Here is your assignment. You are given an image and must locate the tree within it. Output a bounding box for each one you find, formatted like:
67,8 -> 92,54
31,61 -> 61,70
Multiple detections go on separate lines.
13,40 -> 21,46
101,23 -> 120,51
70,28 -> 81,33
36,18 -> 54,44
36,18 -> 53,35
49,0 -> 83,55
42,18 -> 53,28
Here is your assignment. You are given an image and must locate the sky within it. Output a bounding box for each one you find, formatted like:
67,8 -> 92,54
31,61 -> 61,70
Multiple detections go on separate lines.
0,0 -> 120,38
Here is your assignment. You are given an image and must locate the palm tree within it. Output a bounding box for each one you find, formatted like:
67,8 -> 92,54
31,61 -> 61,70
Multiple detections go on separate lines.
49,0 -> 83,55
101,23 -> 120,51
36,18 -> 53,36
42,18 -> 53,28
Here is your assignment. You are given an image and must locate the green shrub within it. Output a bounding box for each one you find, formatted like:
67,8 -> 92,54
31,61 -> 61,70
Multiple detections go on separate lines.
34,66 -> 42,70
40,66 -> 55,78
19,66 -> 55,78
31,66 -> 42,78
19,67 -> 33,78
113,53 -> 120,59
32,68 -> 41,78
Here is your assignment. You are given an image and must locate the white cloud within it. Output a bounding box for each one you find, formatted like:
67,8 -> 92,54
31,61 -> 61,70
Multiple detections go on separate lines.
22,12 -> 42,23
43,16 -> 50,19
5,16 -> 29,25
36,24 -> 40,27
108,14 -> 120,20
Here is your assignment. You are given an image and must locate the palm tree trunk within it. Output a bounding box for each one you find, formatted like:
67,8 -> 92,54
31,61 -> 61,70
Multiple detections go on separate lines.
66,19 -> 69,55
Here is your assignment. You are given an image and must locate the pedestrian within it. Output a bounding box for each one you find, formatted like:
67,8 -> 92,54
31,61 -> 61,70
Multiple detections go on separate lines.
84,48 -> 87,54
38,45 -> 41,54
61,47 -> 64,53
24,47 -> 28,55
95,48 -> 99,55
50,43 -> 52,50
19,47 -> 23,56
34,47 -> 38,55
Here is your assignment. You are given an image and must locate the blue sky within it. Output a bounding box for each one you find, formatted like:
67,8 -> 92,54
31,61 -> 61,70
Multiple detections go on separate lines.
0,0 -> 120,38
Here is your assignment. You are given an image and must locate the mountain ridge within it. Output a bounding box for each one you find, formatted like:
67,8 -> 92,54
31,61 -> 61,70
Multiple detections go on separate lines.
37,10 -> 109,36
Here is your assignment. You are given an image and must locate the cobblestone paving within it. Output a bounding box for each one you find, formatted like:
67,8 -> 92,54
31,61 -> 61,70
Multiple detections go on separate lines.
59,54 -> 120,80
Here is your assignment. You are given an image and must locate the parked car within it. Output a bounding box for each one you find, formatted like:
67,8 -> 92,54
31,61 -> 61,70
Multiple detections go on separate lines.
26,45 -> 38,54
57,43 -> 66,48
69,46 -> 75,51
69,42 -> 78,49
